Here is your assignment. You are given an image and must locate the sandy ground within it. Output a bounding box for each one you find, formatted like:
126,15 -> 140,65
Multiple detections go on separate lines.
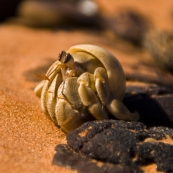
0,0 -> 173,172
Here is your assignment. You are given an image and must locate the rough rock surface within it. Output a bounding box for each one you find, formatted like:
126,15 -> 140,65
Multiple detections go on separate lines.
53,144 -> 132,173
53,120 -> 173,173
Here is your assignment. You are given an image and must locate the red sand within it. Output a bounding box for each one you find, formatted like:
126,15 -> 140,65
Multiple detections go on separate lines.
0,1 -> 173,172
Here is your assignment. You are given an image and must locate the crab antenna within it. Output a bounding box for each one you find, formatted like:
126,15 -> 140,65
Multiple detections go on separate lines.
34,74 -> 50,81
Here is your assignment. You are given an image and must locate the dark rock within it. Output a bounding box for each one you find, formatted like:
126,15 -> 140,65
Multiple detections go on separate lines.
53,144 -> 134,173
112,10 -> 149,45
125,65 -> 173,90
135,142 -> 173,172
148,126 -> 173,140
124,84 -> 173,127
125,84 -> 173,96
124,57 -> 173,129
66,120 -> 147,153
143,30 -> 173,72
53,120 -> 173,172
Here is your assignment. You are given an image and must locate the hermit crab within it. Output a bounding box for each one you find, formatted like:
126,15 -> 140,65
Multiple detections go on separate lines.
34,44 -> 139,133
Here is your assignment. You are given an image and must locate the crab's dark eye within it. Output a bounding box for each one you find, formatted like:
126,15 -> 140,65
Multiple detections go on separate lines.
58,51 -> 66,63
58,51 -> 73,65
64,53 -> 72,64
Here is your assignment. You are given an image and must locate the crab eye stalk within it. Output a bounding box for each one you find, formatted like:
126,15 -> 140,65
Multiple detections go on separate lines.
58,51 -> 67,63
65,53 -> 75,68
58,51 -> 74,68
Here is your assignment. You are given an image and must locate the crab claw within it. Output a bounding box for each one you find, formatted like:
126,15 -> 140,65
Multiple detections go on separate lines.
55,99 -> 82,133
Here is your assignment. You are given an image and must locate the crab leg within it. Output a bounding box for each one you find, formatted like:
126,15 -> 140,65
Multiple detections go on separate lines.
55,99 -> 91,133
55,77 -> 94,133
94,67 -> 110,105
77,72 -> 109,120
46,73 -> 62,122
40,67 -> 62,118
34,80 -> 45,98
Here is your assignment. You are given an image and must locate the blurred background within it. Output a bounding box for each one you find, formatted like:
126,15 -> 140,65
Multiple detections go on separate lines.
1,0 -> 173,127
1,0 -> 173,81
1,1 -> 173,173
1,0 -> 173,58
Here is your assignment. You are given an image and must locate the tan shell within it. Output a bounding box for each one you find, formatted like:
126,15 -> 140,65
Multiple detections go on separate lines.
67,44 -> 126,101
